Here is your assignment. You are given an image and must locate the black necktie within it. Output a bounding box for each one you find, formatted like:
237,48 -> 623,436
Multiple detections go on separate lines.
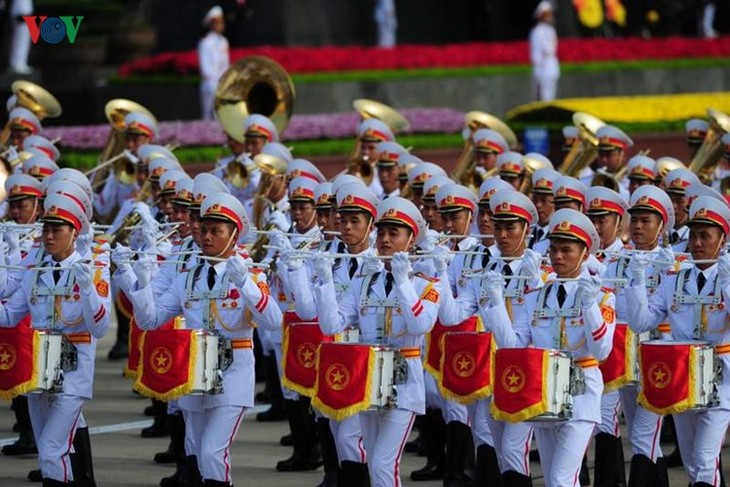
557,284 -> 566,307
481,247 -> 491,269
671,231 -> 680,244
502,263 -> 513,277
348,258 -> 358,279
207,266 -> 216,290
697,272 -> 706,293
53,263 -> 61,285
384,272 -> 394,295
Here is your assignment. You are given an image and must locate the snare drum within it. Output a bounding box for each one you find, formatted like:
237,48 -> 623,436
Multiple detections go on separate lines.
190,331 -> 222,395
492,348 -> 572,423
638,340 -> 719,415
29,331 -> 63,394
599,324 -> 649,392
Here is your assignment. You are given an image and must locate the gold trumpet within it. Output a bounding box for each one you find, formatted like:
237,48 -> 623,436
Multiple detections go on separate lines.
1,81 -> 62,147
559,112 -> 606,177
346,99 -> 410,186
451,111 -> 517,192
688,108 -> 730,184
249,153 -> 289,262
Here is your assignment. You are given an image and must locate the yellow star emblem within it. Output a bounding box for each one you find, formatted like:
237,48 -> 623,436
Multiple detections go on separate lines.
457,356 -> 472,371
331,369 -> 344,384
0,350 -> 10,363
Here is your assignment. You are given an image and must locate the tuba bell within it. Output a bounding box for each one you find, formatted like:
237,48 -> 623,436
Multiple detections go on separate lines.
1,81 -> 62,147
559,112 -> 605,177
451,111 -> 517,192
249,153 -> 289,262
346,99 -> 410,186
214,56 -> 295,190
688,108 -> 730,184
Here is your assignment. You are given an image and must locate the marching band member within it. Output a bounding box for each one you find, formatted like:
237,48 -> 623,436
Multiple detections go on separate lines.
685,118 -> 709,160
23,135 -> 61,164
419,176 -> 451,234
497,151 -> 527,191
625,195 -> 730,487
285,182 -> 379,483
436,190 -> 543,485
22,154 -> 59,181
625,154 -> 657,196
94,112 -> 160,220
0,193 -> 111,486
312,196 -> 439,487
562,126 -> 594,186
663,168 -> 700,252
552,175 -> 587,213
126,192 -> 283,487
375,142 -> 408,200
354,118 -> 396,199
243,114 -> 279,158
314,182 -> 344,254
6,106 -> 42,151
584,186 -> 630,485
472,128 -> 508,178
481,209 -> 616,487
595,125 -> 634,200
529,167 -> 561,254
286,158 -> 326,187
406,161 -> 447,211
604,185 -> 676,485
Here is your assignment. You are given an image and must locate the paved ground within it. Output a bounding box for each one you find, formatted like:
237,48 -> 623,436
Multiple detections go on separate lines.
1,317 -> 727,486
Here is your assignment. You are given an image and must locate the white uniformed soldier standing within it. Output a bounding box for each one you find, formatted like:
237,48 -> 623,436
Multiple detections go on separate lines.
198,6 -> 230,120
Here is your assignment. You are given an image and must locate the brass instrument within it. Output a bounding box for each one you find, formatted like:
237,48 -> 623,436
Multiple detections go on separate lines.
519,153 -> 554,194
90,99 -> 157,190
214,56 -> 295,189
591,149 -> 650,191
688,108 -> 730,184
559,112 -> 606,177
654,156 -> 684,185
106,179 -> 155,246
249,153 -> 289,262
346,99 -> 410,186
451,111 -> 517,191
1,81 -> 62,147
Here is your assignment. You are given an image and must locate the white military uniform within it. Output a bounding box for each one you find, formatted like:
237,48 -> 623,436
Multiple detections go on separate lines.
529,19 -> 559,101
0,250 -> 111,482
198,29 -> 229,119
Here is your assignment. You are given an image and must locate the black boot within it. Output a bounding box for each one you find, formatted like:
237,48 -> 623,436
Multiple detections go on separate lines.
256,354 -> 286,422
276,399 -> 321,471
476,445 -> 500,485
203,481 -> 231,487
107,303 -> 129,360
42,479 -> 68,486
338,460 -> 370,487
159,414 -> 186,487
411,408 -> 446,481
2,396 -> 37,455
628,454 -> 655,487
142,400 -> 170,438
719,456 -> 726,487
579,454 -> 590,486
69,427 -> 95,487
501,470 -> 532,487
181,455 -> 203,487
315,418 -> 338,487
653,457 -> 669,487
593,432 -> 626,487
443,420 -> 473,487
695,483 -> 715,487
27,469 -> 43,482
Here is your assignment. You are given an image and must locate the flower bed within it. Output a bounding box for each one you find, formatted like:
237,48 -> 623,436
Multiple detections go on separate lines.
119,36 -> 730,78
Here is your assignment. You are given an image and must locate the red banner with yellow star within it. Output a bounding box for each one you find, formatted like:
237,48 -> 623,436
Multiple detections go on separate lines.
282,321 -> 334,397
0,323 -> 38,400
438,332 -> 493,404
312,342 -> 375,421
491,348 -> 549,423
638,342 -> 695,415
134,329 -> 198,401
125,317 -> 185,379
599,323 -> 637,392
424,317 -> 478,379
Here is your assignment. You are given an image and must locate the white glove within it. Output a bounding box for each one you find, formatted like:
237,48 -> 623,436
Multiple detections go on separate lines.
391,252 -> 412,284
718,253 -> 730,286
133,256 -> 156,289
111,244 -> 133,272
226,254 -> 250,288
269,229 -> 291,252
577,274 -> 602,306
362,254 -> 384,275
628,254 -> 651,283
313,252 -> 334,283
3,224 -> 19,254
76,230 -> 92,257
582,255 -> 603,276
132,201 -> 153,224
656,246 -> 675,273
73,261 -> 94,293
482,271 -> 505,305
521,249 -> 542,281
282,248 -> 304,271
267,210 -> 290,233
431,245 -> 452,274
419,234 -> 437,254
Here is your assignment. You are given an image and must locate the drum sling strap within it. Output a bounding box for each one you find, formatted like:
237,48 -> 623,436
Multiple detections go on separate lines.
479,259 -> 527,320
360,271 -> 400,344
673,268 -> 722,340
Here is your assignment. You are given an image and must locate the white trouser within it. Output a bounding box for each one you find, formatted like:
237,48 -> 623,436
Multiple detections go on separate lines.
424,372 -> 443,409
443,397 -> 469,424
330,414 -> 367,463
9,0 -> 33,71
183,406 -> 246,483
28,393 -> 85,483
200,80 -> 217,120
596,390 -> 622,436
360,409 -> 415,487
533,76 -> 557,102
483,403 -> 533,475
273,344 -> 299,400
533,420 -> 594,487
468,399 -> 493,448
674,407 -> 730,486
620,385 -> 663,461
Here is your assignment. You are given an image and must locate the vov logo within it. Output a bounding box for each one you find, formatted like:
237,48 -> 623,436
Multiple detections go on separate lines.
22,16 -> 84,44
